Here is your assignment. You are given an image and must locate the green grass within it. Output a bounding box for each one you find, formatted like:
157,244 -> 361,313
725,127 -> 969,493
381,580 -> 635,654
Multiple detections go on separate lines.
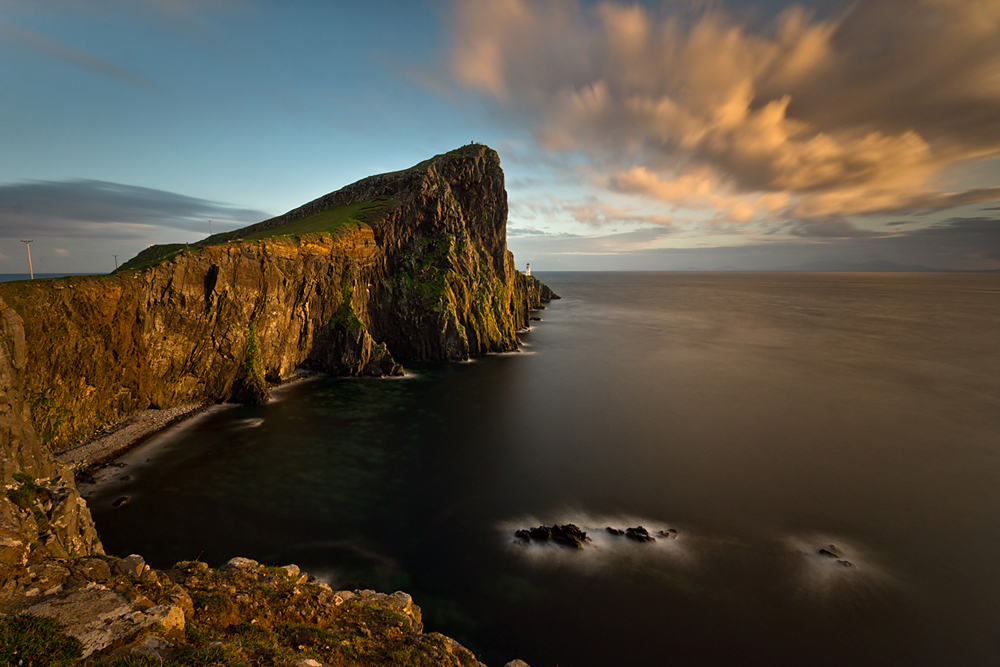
0,614 -> 82,667
115,244 -> 186,273
240,197 -> 395,241
109,144 -> 494,275
115,196 -> 397,274
7,475 -> 42,510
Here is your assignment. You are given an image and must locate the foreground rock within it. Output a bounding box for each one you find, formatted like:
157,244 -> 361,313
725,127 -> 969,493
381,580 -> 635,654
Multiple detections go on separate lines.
0,554 -> 526,666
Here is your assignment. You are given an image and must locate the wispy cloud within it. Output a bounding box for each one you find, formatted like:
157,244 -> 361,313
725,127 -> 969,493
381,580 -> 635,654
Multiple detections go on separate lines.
0,20 -> 148,87
511,225 -> 675,256
449,0 -> 1000,221
507,226 -> 572,238
788,219 -> 886,239
0,180 -> 268,240
511,215 -> 1000,270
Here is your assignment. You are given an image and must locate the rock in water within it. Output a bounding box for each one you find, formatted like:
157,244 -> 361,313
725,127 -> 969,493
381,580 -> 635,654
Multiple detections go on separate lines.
818,544 -> 844,558
518,524 -> 590,549
625,526 -> 656,543
550,524 -> 589,549
230,371 -> 270,405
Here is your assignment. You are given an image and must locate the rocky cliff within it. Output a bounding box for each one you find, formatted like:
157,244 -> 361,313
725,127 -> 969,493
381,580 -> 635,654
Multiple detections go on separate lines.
0,144 -> 557,451
0,297 -> 103,565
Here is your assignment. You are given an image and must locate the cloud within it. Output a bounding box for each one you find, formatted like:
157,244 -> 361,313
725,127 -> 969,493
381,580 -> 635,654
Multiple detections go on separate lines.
0,180 -> 269,240
507,226 -> 570,237
564,201 -> 674,228
611,165 -> 790,221
509,194 -> 678,231
449,0 -> 1000,220
512,214 -> 1000,271
0,20 -> 147,87
788,219 -> 886,238
510,225 -> 675,256
900,216 -> 1000,261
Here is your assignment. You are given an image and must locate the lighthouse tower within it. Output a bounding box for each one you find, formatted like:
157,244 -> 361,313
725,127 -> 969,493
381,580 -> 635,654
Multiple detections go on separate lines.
526,262 -> 531,276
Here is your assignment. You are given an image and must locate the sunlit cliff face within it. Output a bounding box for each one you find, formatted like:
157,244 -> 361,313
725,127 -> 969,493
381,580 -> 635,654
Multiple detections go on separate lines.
449,0 -> 1000,225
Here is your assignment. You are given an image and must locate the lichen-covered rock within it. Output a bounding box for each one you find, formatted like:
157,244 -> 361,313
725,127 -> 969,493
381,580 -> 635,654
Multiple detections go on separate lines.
20,586 -> 185,658
113,554 -> 146,578
0,554 -> 494,665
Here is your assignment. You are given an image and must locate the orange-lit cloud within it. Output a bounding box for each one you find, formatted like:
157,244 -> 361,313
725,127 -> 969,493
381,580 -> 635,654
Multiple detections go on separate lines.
450,0 -> 1000,221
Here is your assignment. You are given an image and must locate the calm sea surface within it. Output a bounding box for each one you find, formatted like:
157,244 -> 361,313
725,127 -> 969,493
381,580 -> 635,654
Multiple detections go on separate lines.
89,272 -> 1000,666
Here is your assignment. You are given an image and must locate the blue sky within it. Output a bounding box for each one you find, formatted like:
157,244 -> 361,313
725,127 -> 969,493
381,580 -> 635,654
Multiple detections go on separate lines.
1,0 -> 998,273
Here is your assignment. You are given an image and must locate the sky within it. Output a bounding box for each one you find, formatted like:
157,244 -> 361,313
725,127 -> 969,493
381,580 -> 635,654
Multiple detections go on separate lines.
1,0 -> 998,274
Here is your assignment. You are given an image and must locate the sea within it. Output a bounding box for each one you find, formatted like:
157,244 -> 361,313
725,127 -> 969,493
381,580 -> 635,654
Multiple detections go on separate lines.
87,272 -> 1000,667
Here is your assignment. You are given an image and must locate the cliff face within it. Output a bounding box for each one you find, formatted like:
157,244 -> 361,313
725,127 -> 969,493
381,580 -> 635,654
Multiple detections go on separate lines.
0,145 -> 557,451
0,298 -> 102,564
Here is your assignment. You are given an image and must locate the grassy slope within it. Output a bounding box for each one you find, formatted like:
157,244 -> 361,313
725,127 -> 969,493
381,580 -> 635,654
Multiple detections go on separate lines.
116,197 -> 396,273
115,143 -> 491,274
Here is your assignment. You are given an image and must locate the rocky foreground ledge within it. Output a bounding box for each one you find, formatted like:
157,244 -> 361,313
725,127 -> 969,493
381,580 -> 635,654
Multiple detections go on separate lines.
0,554 -> 529,667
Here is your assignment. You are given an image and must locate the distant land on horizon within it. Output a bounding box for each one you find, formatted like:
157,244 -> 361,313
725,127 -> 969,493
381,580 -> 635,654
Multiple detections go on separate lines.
779,260 -> 935,272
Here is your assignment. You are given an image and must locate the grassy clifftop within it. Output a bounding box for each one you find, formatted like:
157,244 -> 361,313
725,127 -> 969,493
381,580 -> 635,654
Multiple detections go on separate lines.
117,144 -> 494,273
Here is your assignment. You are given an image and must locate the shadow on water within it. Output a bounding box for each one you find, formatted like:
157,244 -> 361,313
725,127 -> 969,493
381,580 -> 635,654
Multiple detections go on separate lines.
90,272 -> 1000,667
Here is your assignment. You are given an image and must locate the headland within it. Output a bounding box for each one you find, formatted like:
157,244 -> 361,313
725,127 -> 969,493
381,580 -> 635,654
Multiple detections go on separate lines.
0,144 -> 556,665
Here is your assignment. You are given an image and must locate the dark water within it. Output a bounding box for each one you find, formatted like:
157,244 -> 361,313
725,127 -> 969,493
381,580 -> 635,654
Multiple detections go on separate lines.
89,272 -> 1000,667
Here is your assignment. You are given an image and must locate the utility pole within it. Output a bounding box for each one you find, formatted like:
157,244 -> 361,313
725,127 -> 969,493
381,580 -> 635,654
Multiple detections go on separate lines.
113,255 -> 118,270
209,220 -> 213,236
20,240 -> 33,279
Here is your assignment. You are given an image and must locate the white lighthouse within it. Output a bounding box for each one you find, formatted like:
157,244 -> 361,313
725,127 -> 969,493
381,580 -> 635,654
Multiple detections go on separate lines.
526,262 -> 531,276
